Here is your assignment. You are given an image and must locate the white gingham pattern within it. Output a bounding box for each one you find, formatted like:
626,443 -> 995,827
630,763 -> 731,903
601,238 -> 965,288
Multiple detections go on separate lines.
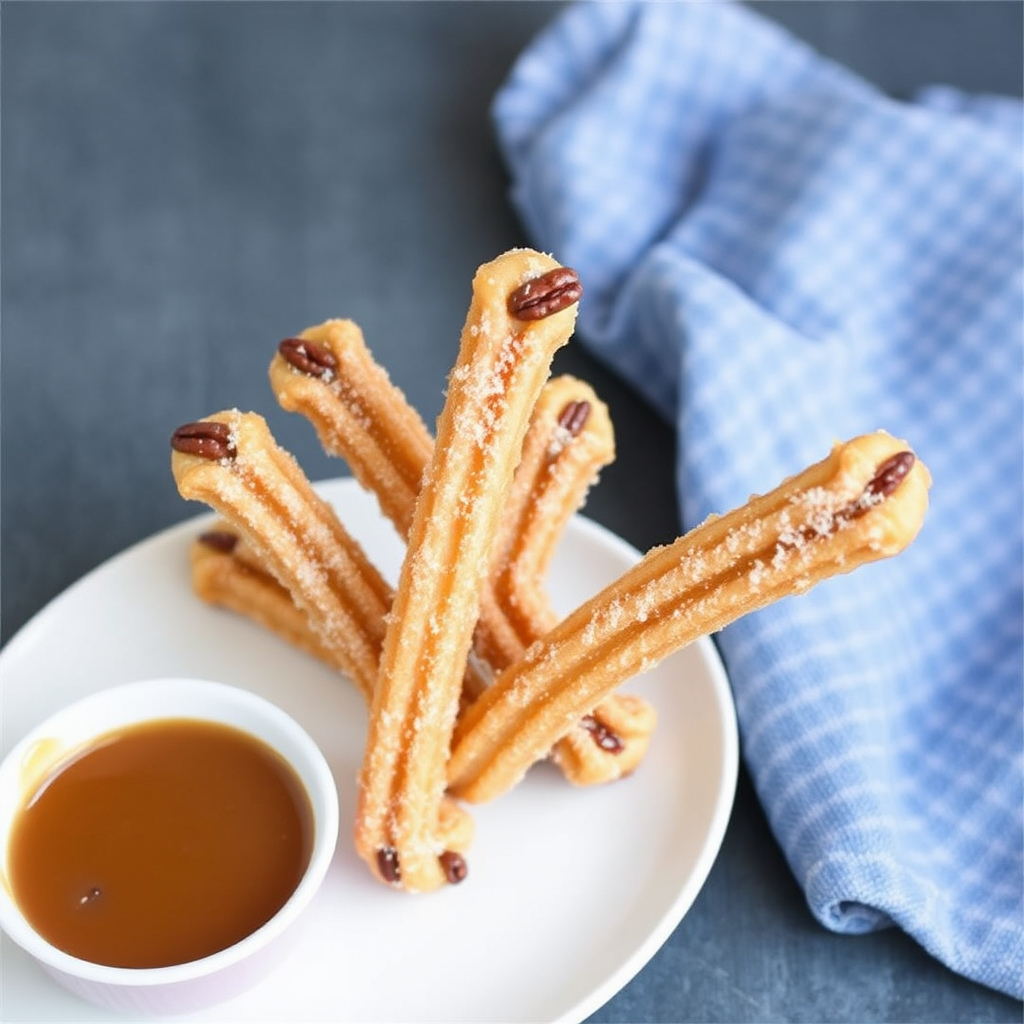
494,0 -> 1023,999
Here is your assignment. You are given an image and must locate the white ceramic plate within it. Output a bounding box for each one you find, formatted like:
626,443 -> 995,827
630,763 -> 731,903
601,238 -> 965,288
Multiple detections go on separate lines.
0,479 -> 738,1024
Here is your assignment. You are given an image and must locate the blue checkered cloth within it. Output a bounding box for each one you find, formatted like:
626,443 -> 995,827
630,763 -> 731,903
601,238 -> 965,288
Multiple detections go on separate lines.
493,0 -> 1023,999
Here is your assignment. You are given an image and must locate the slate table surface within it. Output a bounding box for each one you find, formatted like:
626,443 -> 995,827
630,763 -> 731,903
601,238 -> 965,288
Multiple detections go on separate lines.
3,3 -> 1022,1022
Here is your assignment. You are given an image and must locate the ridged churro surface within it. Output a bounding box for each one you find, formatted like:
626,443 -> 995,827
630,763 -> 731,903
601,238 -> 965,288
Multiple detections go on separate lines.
476,374 -> 656,783
271,319 -> 432,537
448,431 -> 930,804
354,249 -> 582,891
172,417 -> 475,853
272,316 -> 655,785
171,411 -> 390,701
167,250 -> 931,900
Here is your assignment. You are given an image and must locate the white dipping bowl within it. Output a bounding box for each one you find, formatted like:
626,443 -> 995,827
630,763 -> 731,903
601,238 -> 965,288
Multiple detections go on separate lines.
0,678 -> 339,1016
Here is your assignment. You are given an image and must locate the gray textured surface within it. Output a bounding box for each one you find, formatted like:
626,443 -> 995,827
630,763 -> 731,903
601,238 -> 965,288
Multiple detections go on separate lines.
2,3 -> 1021,1021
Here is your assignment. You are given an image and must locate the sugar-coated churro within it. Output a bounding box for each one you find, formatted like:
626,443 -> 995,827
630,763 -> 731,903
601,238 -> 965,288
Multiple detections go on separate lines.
270,319 -> 431,539
171,411 -> 390,702
191,524 -> 346,671
354,249 -> 582,892
475,374 -> 657,783
474,375 -> 614,665
447,432 -> 931,804
172,415 -> 474,853
271,322 -> 655,784
170,249 -> 932,899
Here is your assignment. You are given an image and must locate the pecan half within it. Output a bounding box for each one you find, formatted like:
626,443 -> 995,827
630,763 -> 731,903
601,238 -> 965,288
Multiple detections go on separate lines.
557,399 -> 591,438
376,846 -> 401,884
837,450 -> 917,526
581,714 -> 625,753
782,449 -> 917,551
278,337 -> 338,379
439,850 -> 468,885
857,451 -> 916,512
198,530 -> 239,554
508,267 -> 583,321
171,421 -> 236,461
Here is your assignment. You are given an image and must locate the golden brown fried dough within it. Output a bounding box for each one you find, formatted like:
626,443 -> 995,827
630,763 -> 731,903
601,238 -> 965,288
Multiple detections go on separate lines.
171,411 -> 475,854
272,321 -> 655,784
448,432 -> 930,805
354,249 -> 582,892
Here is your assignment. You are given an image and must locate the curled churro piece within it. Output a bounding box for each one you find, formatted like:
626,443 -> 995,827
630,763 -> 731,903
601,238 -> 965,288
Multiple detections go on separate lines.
448,432 -> 931,805
187,519 -> 474,855
271,321 -> 655,784
355,250 -> 582,892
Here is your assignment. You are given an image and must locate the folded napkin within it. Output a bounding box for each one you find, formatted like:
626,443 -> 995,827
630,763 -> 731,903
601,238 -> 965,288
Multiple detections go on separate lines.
493,0 -> 1023,999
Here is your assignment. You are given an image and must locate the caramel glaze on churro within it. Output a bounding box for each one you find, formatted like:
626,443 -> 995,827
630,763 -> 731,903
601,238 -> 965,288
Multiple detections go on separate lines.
447,432 -> 930,805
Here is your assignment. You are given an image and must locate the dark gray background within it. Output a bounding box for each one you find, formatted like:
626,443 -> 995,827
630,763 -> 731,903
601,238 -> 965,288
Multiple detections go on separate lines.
2,3 -> 1022,1021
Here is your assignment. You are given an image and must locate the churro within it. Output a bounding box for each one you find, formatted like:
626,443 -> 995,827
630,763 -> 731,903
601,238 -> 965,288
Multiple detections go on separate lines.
355,249 -> 582,892
171,411 -> 390,702
190,524 -> 345,671
476,375 -> 657,783
172,414 -> 475,853
448,432 -> 931,804
270,320 -> 430,539
271,322 -> 654,784
474,375 -> 615,666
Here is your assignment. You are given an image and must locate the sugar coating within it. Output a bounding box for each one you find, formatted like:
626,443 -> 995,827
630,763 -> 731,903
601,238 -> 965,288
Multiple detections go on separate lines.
357,250 -> 580,888
449,435 -> 925,805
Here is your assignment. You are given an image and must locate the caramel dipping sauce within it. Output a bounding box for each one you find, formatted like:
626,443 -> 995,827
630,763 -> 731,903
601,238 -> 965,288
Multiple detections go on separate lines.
7,717 -> 314,969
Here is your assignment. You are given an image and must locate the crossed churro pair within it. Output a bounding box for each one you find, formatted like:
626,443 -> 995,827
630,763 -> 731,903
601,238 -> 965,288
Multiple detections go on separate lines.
172,251 -> 633,889
189,329 -> 655,785
268,318 -> 656,783
172,248 -> 931,893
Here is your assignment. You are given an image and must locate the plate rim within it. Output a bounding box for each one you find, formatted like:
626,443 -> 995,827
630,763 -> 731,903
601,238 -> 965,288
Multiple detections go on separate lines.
0,476 -> 739,1024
